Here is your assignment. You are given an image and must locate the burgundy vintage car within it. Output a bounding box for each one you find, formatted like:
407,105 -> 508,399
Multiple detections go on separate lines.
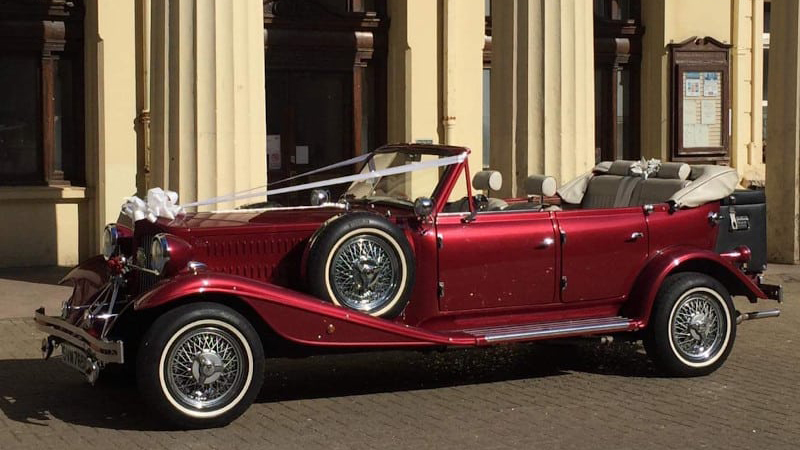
35,144 -> 782,428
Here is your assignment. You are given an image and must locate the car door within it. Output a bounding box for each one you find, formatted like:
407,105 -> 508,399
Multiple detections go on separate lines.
555,206 -> 648,303
436,210 -> 558,311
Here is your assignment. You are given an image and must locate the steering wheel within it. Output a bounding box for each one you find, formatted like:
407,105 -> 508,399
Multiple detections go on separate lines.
473,194 -> 489,211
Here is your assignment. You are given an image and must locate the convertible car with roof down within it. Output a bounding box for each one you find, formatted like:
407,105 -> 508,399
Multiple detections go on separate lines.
35,144 -> 782,428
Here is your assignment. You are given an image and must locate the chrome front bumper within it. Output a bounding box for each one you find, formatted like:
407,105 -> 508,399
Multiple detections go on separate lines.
34,307 -> 124,364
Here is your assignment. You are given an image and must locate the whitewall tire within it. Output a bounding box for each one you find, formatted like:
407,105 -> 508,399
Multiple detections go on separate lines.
137,302 -> 265,429
644,272 -> 736,377
307,213 -> 415,319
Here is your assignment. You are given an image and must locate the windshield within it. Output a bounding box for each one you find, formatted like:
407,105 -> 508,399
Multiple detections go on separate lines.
344,151 -> 455,206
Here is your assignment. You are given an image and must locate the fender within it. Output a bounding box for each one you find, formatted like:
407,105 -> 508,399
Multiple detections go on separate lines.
299,213 -> 342,280
133,272 -> 475,348
60,255 -> 109,288
623,246 -> 767,326
58,255 -> 111,320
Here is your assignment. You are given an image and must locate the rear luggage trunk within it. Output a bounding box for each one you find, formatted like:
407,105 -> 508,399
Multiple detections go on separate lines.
715,189 -> 767,273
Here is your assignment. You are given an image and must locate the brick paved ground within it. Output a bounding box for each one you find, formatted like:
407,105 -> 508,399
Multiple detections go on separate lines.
0,266 -> 797,449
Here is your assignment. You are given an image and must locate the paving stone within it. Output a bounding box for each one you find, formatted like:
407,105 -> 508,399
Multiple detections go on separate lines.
0,267 -> 796,449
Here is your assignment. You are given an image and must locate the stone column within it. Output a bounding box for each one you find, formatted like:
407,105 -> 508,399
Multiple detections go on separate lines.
442,0 -> 485,169
84,0 -> 138,246
731,0 -> 766,185
135,0 -> 152,196
149,0 -> 267,210
149,0 -> 169,190
386,0 -> 440,145
766,0 -> 800,264
491,0 -> 595,197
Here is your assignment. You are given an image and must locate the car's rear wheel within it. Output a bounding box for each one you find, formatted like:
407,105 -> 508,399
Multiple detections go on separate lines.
137,302 -> 265,429
306,212 -> 414,319
644,272 -> 736,377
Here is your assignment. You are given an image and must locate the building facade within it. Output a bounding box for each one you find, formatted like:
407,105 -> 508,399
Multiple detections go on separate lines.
0,0 -> 796,268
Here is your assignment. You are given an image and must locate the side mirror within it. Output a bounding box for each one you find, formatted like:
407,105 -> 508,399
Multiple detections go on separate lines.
310,189 -> 330,206
414,197 -> 434,218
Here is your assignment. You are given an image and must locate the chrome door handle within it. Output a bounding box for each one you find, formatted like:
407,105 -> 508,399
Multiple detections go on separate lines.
629,232 -> 644,241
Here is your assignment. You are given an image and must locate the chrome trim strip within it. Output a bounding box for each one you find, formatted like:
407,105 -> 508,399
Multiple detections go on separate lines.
463,317 -> 633,343
210,202 -> 346,214
437,209 -> 551,218
463,316 -> 628,335
34,308 -> 124,364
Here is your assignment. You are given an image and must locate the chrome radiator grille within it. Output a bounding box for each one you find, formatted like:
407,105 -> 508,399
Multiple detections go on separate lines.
137,233 -> 162,293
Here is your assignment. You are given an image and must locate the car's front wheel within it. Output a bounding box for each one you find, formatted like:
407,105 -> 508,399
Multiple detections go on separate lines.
644,272 -> 736,377
137,302 -> 265,429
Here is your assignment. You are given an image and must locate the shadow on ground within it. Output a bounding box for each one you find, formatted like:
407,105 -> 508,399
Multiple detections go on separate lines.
0,340 -> 656,431
0,266 -> 71,286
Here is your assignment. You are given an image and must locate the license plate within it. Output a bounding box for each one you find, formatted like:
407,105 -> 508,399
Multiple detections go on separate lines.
60,344 -> 89,374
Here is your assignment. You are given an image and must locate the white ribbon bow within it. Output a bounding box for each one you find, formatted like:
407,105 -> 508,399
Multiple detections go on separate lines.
121,188 -> 184,223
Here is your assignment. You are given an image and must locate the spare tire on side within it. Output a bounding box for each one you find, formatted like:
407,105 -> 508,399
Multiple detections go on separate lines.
306,212 -> 415,319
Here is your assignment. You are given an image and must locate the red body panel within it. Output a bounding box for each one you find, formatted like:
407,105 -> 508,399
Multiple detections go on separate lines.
133,272 -> 475,347
646,203 -> 719,252
623,244 -> 768,325
556,207 -> 648,303
436,211 -> 558,310
134,208 -> 346,285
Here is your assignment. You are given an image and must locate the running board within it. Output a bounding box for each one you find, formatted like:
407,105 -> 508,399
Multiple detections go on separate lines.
459,316 -> 636,343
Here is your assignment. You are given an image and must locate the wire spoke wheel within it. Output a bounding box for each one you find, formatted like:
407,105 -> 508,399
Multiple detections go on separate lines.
671,294 -> 724,362
309,214 -> 415,319
646,273 -> 736,377
164,326 -> 247,412
330,234 -> 401,312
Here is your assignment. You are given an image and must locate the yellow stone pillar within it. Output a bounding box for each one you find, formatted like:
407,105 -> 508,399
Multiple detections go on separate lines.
84,0 -> 138,249
489,0 -> 518,197
442,0 -> 485,170
135,0 -> 152,196
731,0 -> 766,185
535,0 -> 595,185
491,0 -> 595,197
386,0 -> 440,146
149,0 -> 267,210
765,0 -> 800,264
149,0 -> 169,190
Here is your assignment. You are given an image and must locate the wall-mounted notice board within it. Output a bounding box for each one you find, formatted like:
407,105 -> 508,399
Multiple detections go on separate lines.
669,36 -> 731,164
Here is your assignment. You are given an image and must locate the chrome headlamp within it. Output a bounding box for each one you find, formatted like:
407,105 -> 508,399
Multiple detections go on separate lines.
150,234 -> 170,273
310,189 -> 330,206
102,224 -> 119,259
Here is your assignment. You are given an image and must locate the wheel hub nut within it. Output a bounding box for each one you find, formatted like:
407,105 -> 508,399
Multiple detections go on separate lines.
191,351 -> 224,384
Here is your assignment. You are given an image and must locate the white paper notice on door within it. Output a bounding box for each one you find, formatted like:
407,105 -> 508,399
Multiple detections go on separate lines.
267,134 -> 281,170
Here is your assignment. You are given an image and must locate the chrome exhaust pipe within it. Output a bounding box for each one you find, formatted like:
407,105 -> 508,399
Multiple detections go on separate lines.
736,309 -> 781,324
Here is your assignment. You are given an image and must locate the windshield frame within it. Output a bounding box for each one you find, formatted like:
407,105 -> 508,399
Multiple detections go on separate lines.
344,145 -> 469,211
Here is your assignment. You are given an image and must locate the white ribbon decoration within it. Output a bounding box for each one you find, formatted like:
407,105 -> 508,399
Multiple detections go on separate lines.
121,188 -> 185,223
120,152 -> 468,221
630,158 -> 662,180
180,153 -> 467,209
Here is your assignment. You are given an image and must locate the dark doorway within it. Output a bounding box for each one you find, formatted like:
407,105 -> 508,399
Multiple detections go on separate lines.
263,0 -> 387,205
593,0 -> 643,163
